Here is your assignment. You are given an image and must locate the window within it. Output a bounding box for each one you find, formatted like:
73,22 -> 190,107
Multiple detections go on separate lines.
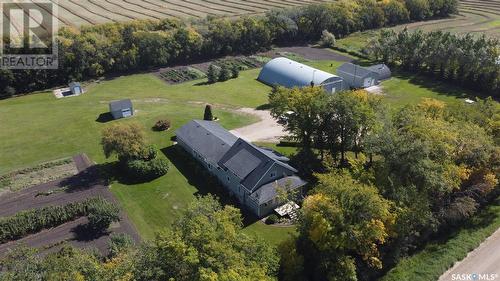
270,171 -> 276,178
227,176 -> 230,182
208,164 -> 212,170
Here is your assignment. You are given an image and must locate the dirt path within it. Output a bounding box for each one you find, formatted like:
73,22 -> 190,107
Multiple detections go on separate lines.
439,227 -> 500,281
230,108 -> 288,143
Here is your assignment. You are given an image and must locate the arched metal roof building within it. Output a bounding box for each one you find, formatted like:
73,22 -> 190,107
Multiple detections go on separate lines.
258,57 -> 345,93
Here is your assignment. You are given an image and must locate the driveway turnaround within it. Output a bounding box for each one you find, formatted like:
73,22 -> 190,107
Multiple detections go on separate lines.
439,227 -> 500,281
230,108 -> 288,143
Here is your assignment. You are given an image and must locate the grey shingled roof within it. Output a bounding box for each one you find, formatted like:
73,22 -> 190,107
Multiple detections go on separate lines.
175,120 -> 237,164
251,176 -> 308,204
218,138 -> 298,192
109,99 -> 133,111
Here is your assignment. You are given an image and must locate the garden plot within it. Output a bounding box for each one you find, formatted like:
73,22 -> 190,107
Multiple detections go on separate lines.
0,157 -> 77,193
157,56 -> 269,84
0,154 -> 140,256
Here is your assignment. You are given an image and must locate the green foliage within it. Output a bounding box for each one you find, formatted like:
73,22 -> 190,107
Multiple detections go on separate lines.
266,214 -> 279,225
206,64 -> 219,84
108,233 -> 135,258
125,158 -> 169,181
218,65 -> 232,82
231,64 -> 240,79
319,30 -> 336,48
87,200 -> 121,233
284,172 -> 395,280
0,1 -> 458,97
101,122 -> 146,161
152,119 -> 171,131
0,197 -> 118,243
134,195 -> 280,280
203,104 -> 214,121
367,29 -> 500,95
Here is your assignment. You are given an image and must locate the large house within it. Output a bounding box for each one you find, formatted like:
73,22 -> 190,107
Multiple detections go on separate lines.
176,120 -> 307,217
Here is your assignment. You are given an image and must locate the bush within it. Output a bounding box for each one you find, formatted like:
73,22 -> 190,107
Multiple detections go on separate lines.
125,158 -> 169,180
207,64 -> 219,84
319,30 -> 336,48
139,145 -> 158,161
153,119 -> 171,131
108,233 -> 135,258
218,65 -> 232,82
0,197 -> 117,243
204,104 -> 214,121
231,64 -> 240,78
87,200 -> 120,233
266,214 -> 279,225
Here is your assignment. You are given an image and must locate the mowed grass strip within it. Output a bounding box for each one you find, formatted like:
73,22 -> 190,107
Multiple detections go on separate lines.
380,197 -> 500,281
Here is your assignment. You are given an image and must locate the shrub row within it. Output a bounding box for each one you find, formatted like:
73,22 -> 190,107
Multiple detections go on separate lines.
367,29 -> 500,95
0,0 -> 458,98
0,197 -> 119,243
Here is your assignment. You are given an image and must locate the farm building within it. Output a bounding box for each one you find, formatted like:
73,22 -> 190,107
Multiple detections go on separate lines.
258,57 -> 346,94
69,82 -> 83,95
176,120 -> 307,217
337,63 -> 379,89
366,64 -> 392,81
109,99 -> 134,119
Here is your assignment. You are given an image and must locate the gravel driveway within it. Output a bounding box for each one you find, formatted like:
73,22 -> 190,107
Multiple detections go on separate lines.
439,227 -> 500,281
230,108 -> 288,143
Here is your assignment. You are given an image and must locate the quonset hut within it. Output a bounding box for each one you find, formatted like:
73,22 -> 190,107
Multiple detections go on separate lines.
258,57 -> 346,94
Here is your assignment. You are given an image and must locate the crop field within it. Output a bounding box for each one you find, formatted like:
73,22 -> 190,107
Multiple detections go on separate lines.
395,0 -> 500,38
335,0 -> 500,56
3,0 -> 329,30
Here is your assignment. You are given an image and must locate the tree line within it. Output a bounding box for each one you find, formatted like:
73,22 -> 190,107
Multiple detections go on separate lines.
0,0 -> 458,98
366,29 -> 500,96
269,87 -> 499,280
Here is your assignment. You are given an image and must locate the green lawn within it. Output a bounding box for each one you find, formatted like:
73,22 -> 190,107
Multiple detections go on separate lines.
381,197 -> 500,281
0,51 -> 478,245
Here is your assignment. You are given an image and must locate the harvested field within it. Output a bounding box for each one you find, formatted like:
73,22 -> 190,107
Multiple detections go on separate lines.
395,0 -> 500,38
12,0 -> 331,28
0,154 -> 140,256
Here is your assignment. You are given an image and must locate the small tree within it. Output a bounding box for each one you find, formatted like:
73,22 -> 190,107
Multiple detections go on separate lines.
101,123 -> 146,162
207,64 -> 219,84
218,65 -> 232,82
231,65 -> 240,79
204,104 -> 214,121
108,233 -> 135,258
87,200 -> 120,233
319,30 -> 336,48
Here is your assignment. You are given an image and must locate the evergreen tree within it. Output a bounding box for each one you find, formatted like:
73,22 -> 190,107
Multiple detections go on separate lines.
231,65 -> 240,79
204,104 -> 214,121
207,64 -> 219,84
218,65 -> 232,82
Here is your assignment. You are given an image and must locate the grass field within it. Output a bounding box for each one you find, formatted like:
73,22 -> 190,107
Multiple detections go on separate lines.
336,0 -> 500,55
0,50 -> 481,245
